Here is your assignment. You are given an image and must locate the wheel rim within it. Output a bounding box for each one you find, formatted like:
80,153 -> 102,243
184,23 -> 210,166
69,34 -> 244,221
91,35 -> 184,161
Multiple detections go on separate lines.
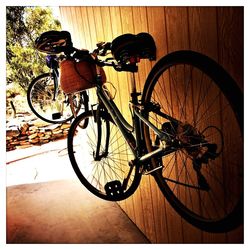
69,112 -> 140,201
144,62 -> 243,223
29,75 -> 76,123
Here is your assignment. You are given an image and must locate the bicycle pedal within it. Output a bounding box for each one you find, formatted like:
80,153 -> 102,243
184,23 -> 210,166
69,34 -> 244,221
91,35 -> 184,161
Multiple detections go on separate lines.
52,112 -> 62,120
104,180 -> 124,200
144,165 -> 162,175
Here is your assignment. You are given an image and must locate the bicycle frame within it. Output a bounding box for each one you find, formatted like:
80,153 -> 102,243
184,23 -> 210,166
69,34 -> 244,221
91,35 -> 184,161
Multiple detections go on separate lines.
50,68 -> 59,101
95,71 -> 174,171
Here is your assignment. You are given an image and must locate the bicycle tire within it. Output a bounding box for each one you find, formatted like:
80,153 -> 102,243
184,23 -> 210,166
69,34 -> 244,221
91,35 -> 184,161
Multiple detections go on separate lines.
67,110 -> 141,201
141,50 -> 243,232
27,73 -> 81,124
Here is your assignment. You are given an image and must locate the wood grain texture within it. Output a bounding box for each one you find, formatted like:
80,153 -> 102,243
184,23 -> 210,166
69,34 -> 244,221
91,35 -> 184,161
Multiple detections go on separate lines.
188,7 -> 218,60
217,7 -> 243,90
165,7 -> 190,52
59,6 -> 243,243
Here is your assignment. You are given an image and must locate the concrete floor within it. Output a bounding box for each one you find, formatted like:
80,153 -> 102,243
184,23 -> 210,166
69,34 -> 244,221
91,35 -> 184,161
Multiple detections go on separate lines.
6,140 -> 149,244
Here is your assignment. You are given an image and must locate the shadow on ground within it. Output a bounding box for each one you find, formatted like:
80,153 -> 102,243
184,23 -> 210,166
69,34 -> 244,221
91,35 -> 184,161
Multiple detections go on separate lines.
6,140 -> 149,244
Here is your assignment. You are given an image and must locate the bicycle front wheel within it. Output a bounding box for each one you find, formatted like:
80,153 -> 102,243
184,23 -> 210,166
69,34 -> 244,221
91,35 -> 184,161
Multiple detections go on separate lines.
142,50 -> 243,232
27,73 -> 81,124
67,110 -> 141,201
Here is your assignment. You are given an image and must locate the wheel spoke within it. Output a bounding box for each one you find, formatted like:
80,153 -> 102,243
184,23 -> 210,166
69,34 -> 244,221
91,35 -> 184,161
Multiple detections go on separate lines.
69,112 -> 138,200
143,53 -> 242,230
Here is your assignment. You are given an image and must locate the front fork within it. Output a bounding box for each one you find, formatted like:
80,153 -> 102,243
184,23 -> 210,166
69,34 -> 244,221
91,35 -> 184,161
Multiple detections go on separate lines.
51,69 -> 59,101
93,104 -> 110,161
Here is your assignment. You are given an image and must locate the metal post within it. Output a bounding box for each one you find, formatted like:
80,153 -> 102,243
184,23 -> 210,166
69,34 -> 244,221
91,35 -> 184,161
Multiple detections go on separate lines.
130,72 -> 137,97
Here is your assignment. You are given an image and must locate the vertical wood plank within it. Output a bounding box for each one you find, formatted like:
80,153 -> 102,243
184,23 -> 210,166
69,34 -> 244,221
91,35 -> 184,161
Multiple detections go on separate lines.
165,7 -> 190,52
120,7 -> 158,242
66,7 -> 80,48
131,6 -> 150,92
188,7 -> 218,59
147,7 -> 168,59
74,8 -> 86,48
217,7 -> 243,90
107,6 -> 132,219
77,7 -> 91,49
144,6 -> 171,243
118,6 -> 142,229
96,6 -> 114,87
92,6 -> 105,42
117,8 -> 147,235
188,7 -> 230,243
165,7 -> 204,243
133,7 -> 169,242
119,6 -> 136,121
217,7 -> 243,244
58,8 -> 68,31
85,7 -> 98,51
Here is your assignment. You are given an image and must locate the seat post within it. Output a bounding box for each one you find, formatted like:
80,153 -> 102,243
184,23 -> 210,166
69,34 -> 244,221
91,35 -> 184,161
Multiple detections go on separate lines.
129,72 -> 140,105
130,72 -> 136,94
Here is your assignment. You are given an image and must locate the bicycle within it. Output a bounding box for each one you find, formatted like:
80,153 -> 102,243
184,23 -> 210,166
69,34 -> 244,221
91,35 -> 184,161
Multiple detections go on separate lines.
27,54 -> 89,124
35,30 -> 243,233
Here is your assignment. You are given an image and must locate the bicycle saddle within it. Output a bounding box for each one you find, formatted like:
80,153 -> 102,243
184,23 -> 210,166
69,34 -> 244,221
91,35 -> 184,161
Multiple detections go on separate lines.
111,32 -> 156,64
35,30 -> 73,54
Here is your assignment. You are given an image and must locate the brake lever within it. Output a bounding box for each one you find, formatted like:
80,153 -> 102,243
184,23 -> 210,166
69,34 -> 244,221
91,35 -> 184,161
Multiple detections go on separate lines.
96,42 -> 111,56
73,49 -> 90,59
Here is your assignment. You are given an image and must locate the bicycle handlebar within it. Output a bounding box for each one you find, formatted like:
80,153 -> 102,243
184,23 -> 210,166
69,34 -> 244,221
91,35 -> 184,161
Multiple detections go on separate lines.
70,43 -> 138,72
50,42 -> 138,73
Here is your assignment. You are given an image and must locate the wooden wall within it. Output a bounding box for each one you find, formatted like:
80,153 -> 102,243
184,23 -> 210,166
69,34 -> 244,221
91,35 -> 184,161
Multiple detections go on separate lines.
59,6 -> 243,243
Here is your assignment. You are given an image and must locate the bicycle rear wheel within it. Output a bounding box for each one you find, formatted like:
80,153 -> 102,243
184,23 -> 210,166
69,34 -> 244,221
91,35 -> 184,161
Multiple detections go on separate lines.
67,110 -> 141,201
142,50 -> 243,232
27,73 -> 81,123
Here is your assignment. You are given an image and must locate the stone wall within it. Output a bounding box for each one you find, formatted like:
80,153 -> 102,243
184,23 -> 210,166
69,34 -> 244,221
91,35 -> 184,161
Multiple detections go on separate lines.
6,118 -> 71,151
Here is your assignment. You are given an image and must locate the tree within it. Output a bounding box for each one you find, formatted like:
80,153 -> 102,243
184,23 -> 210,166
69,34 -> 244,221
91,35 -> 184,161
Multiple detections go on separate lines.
6,7 -> 61,92
6,6 -> 26,63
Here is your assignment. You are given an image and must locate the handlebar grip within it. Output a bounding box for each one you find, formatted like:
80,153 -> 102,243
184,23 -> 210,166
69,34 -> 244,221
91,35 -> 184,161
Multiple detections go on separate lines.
74,49 -> 89,57
104,42 -> 111,50
96,42 -> 112,56
73,48 -> 95,63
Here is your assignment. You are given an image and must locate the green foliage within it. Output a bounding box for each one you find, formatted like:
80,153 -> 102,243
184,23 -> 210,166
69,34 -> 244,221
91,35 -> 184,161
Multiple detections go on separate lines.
6,6 -> 61,93
6,6 -> 26,61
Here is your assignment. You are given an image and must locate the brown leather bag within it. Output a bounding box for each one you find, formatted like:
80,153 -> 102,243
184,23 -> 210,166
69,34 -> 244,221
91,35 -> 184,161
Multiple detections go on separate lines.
60,59 -> 106,94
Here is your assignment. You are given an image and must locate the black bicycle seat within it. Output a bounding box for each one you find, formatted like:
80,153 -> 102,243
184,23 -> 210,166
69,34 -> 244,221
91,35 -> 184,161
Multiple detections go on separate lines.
35,30 -> 73,54
111,32 -> 156,64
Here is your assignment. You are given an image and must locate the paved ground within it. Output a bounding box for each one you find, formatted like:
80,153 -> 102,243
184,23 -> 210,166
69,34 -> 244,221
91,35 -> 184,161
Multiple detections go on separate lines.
6,139 -> 149,244
6,139 -> 74,186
